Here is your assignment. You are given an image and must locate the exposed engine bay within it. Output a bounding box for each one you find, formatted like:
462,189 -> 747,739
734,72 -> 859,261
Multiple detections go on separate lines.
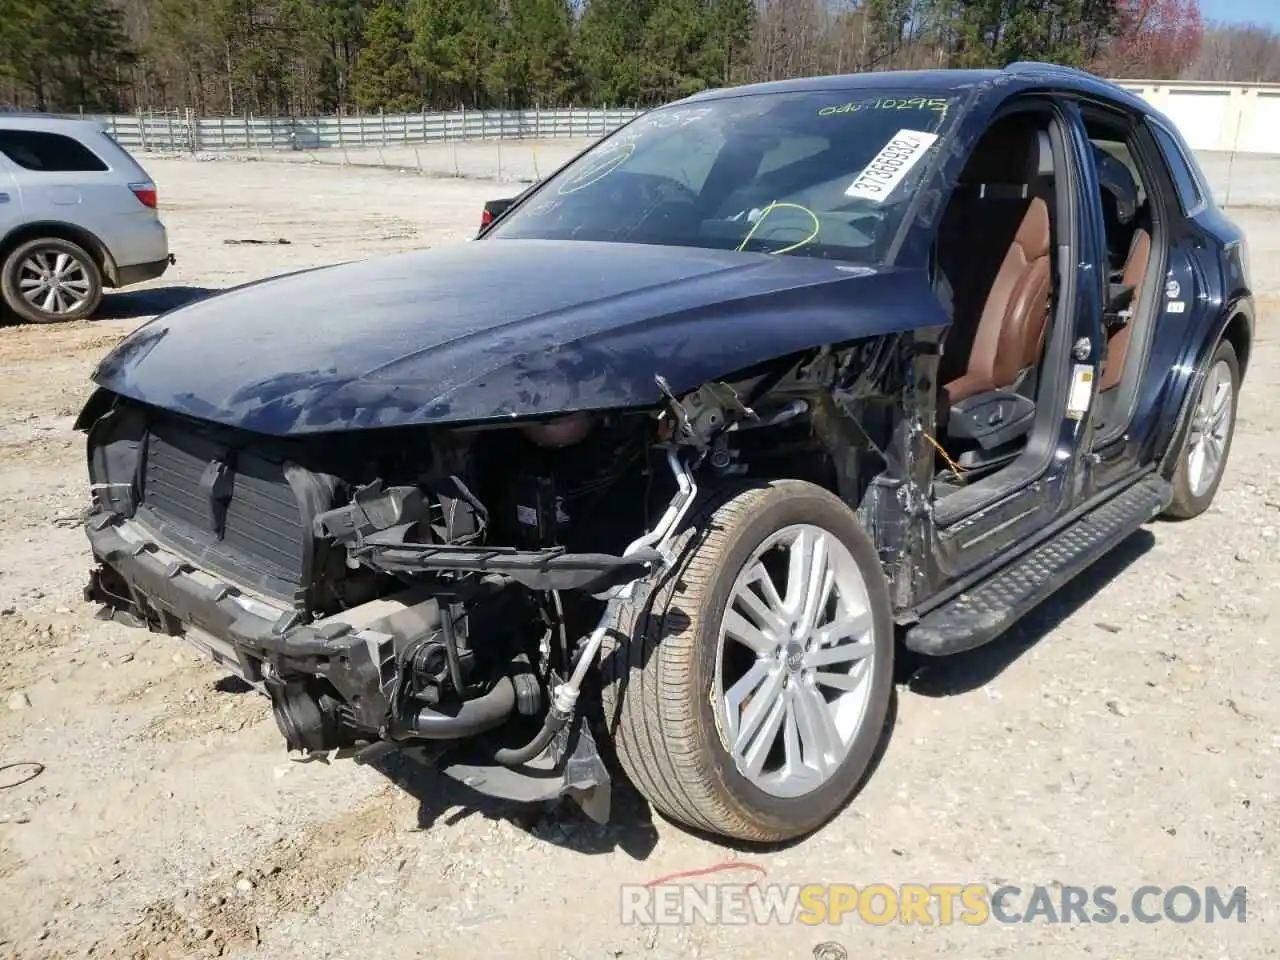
78,341 -> 900,820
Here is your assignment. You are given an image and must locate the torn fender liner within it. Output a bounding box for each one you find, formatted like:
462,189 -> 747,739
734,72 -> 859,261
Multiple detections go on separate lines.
439,716 -> 613,823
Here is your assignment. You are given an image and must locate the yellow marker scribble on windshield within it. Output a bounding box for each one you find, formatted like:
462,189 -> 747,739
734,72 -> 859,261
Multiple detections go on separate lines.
557,141 -> 637,195
735,201 -> 820,255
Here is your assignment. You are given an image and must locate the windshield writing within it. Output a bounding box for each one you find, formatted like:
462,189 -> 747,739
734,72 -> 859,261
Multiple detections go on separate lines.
489,89 -> 959,263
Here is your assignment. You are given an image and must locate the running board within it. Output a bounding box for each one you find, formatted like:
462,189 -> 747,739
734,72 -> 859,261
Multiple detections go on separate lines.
905,475 -> 1172,656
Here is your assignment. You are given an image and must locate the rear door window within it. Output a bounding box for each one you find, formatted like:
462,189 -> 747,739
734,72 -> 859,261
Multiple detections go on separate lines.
1149,123 -> 1205,213
0,130 -> 109,172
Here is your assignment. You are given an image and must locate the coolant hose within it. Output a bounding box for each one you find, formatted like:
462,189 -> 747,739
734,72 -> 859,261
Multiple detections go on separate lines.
490,598 -> 624,766
491,705 -> 570,767
404,676 -> 516,739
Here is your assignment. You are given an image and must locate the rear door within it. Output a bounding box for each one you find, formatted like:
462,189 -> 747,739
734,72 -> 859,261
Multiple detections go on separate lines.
1085,114 -> 1231,491
0,127 -> 101,214
0,145 -> 21,239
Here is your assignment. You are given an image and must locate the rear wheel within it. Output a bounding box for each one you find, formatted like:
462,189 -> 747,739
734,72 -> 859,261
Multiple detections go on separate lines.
602,479 -> 894,843
1,237 -> 103,324
1164,339 -> 1239,519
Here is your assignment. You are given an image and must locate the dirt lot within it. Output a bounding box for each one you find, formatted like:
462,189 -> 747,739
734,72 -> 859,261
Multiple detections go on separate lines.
1,155 -> 1278,959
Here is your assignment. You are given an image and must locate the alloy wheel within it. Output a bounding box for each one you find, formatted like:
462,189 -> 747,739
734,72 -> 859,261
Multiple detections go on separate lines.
1187,358 -> 1234,498
713,523 -> 877,799
16,249 -> 94,317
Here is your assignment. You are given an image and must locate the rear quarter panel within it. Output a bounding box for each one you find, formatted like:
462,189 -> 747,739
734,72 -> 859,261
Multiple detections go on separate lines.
1136,194 -> 1252,468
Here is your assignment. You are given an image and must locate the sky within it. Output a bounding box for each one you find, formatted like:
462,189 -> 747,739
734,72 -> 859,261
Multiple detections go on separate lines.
1199,0 -> 1280,29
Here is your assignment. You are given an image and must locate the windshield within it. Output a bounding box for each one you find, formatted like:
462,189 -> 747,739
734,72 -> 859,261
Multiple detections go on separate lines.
488,89 -> 960,264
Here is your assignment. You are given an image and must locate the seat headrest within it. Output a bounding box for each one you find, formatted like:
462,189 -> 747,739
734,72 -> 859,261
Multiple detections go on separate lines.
958,120 -> 1054,195
959,120 -> 1035,185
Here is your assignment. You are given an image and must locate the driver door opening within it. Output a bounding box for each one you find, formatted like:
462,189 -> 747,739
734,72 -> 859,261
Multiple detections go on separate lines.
929,104 -> 1075,508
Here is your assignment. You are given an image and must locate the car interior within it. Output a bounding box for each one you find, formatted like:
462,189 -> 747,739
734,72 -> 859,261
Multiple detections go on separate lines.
498,93 -> 959,265
1083,111 -> 1161,440
931,110 -> 1062,497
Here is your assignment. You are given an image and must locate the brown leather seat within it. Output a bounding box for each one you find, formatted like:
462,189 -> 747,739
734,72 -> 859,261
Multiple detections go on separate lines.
943,196 -> 1054,405
936,122 -> 1041,389
1099,228 -> 1151,392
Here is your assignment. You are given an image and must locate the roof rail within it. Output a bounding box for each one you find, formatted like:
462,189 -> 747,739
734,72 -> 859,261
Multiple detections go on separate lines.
1003,62 -> 1104,81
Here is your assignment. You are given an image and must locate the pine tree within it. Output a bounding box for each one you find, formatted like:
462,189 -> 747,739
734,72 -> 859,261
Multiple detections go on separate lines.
641,0 -> 713,102
407,0 -> 500,108
0,0 -> 135,110
705,0 -> 755,87
576,0 -> 656,105
521,0 -> 578,105
352,1 -> 419,111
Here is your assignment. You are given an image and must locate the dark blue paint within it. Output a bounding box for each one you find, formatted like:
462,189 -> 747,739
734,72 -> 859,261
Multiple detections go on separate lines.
92,60 -> 1251,478
93,239 -> 944,435
1088,116 -> 1254,483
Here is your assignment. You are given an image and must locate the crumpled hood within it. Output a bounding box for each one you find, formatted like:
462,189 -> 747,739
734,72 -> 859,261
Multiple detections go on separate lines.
92,238 -> 943,436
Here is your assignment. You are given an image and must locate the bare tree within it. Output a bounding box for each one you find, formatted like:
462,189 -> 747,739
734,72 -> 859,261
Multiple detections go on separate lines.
1095,0 -> 1206,80
751,0 -> 826,82
1184,23 -> 1280,83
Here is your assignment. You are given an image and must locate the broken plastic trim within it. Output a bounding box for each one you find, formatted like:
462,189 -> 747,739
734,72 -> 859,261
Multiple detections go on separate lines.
352,540 -> 661,594
554,447 -> 698,712
489,446 -> 699,767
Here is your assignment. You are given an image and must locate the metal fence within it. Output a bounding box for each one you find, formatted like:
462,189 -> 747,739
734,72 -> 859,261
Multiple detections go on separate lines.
87,82 -> 1280,157
93,107 -> 646,153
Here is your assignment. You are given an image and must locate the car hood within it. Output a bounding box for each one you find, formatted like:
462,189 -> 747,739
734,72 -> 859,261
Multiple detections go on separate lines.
92,239 -> 945,436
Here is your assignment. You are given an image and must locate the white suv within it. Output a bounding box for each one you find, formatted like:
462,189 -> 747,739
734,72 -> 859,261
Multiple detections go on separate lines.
0,115 -> 172,323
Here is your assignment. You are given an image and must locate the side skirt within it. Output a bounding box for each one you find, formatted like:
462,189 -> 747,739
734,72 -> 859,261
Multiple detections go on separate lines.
903,473 -> 1171,656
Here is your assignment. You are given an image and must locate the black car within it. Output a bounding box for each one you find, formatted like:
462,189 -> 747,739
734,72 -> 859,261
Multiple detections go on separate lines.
77,63 -> 1253,844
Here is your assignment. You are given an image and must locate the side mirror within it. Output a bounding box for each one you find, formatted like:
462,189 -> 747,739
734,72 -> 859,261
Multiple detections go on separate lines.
479,198 -> 515,230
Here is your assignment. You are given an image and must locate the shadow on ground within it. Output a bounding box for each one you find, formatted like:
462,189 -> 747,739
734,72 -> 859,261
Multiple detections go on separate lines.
229,529 -> 1154,858
97,285 -> 217,320
370,740 -> 664,860
902,528 -> 1157,697
368,665 -> 905,859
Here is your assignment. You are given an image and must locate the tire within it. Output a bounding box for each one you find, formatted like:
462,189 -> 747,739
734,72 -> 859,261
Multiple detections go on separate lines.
601,479 -> 894,843
1,237 -> 104,324
1164,339 -> 1240,520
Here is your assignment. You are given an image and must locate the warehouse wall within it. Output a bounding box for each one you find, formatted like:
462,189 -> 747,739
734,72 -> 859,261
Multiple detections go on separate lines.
1119,81 -> 1280,154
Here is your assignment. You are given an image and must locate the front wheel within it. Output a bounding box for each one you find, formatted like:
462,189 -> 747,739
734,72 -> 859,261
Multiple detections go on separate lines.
1164,339 -> 1240,519
602,479 -> 894,843
1,237 -> 104,324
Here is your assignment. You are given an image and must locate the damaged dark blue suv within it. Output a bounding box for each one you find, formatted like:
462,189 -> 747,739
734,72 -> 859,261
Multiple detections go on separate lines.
77,63 -> 1252,843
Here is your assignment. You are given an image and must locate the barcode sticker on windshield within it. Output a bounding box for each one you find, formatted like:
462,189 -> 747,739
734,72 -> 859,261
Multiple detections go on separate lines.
845,129 -> 939,202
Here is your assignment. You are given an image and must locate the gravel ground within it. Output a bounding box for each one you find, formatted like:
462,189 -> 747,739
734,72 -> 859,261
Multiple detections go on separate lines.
0,155 -> 1278,960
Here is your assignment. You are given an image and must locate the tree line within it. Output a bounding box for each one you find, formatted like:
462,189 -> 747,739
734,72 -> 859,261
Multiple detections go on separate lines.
0,0 -> 1275,117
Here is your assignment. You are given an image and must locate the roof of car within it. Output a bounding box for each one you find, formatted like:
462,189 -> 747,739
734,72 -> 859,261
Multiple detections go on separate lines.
683,62 -> 1153,116
0,113 -> 109,134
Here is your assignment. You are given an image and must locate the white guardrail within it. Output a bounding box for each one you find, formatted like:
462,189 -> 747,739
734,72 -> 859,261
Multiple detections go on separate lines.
93,108 -> 646,153
85,81 -> 1280,157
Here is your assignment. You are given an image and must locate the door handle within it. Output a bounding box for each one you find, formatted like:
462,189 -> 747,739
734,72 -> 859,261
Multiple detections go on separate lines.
0,192 -> 9,203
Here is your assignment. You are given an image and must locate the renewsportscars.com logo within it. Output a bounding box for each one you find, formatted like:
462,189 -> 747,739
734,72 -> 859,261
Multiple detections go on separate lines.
620,865 -> 1248,927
